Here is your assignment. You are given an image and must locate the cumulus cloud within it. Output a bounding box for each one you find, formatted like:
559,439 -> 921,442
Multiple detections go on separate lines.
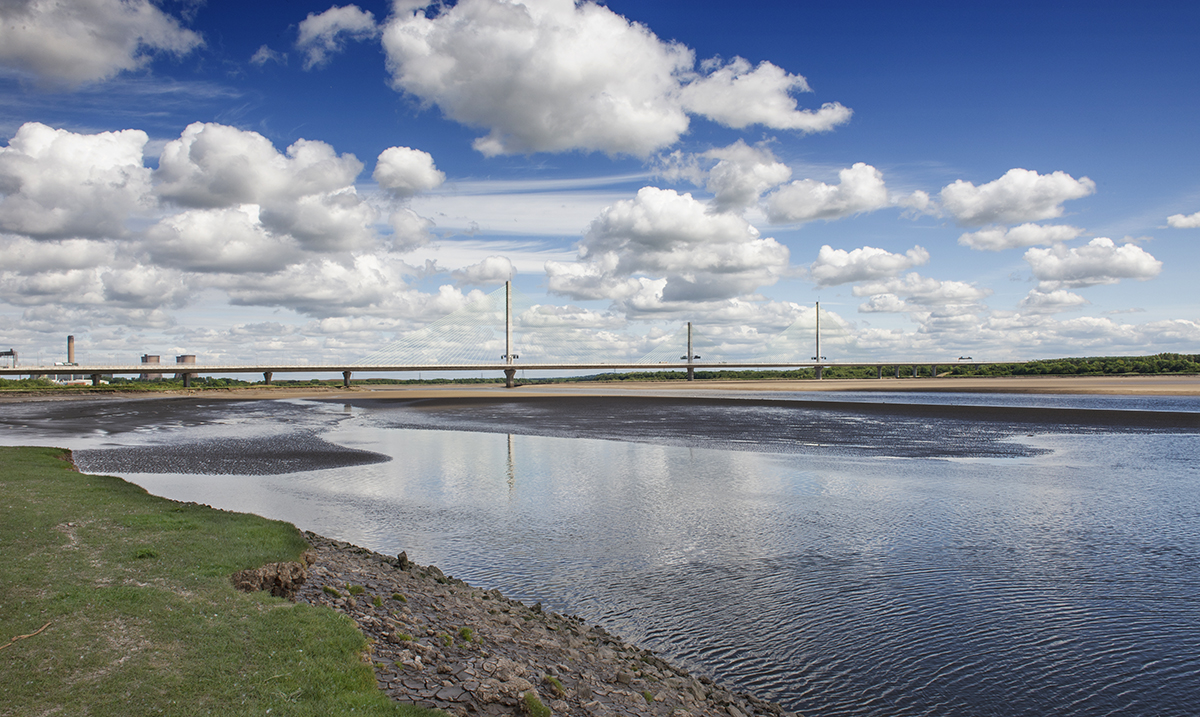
857,293 -> 912,314
852,273 -> 992,307
765,163 -> 890,224
156,122 -> 362,208
703,141 -> 791,214
154,122 -> 378,253
381,0 -> 849,156
0,122 -> 152,240
452,256 -> 514,286
216,255 -> 404,317
1167,210 -> 1200,228
0,0 -> 202,87
1024,237 -> 1162,290
940,168 -> 1096,226
0,236 -> 114,273
546,187 -> 789,305
144,206 -> 299,273
101,264 -> 189,309
957,223 -> 1085,251
260,188 -> 377,252
373,146 -> 445,198
809,245 -> 930,287
1019,289 -> 1090,314
388,208 -> 435,251
296,4 -> 378,70
677,56 -> 851,132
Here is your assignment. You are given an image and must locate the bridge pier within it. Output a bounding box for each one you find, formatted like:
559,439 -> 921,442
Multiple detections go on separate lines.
932,365 -> 938,378
877,365 -> 883,379
895,365 -> 901,378
815,365 -> 823,380
687,367 -> 694,381
182,373 -> 192,388
913,365 -> 919,378
263,371 -> 272,385
504,368 -> 516,388
342,371 -> 351,388
91,374 -> 101,386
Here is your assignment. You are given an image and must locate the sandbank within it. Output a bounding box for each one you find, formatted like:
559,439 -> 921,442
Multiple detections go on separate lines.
2,374 -> 1199,405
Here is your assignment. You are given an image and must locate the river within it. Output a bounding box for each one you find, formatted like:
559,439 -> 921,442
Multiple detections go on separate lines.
2,387 -> 1198,716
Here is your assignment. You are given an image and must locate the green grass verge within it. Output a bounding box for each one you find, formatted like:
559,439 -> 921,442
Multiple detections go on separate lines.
0,446 -> 441,717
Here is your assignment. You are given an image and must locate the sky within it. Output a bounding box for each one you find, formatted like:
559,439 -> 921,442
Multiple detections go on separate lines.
1,0 -> 1198,370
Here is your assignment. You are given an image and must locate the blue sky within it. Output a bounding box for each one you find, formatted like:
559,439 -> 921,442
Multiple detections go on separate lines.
1,0 -> 1198,369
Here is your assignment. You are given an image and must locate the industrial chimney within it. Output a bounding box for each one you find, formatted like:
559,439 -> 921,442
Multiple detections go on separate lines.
67,335 -> 75,364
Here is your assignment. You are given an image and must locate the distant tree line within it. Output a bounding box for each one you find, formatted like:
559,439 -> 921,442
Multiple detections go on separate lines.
2,353 -> 1197,391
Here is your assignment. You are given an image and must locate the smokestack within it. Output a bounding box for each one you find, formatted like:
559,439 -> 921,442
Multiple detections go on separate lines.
67,335 -> 75,364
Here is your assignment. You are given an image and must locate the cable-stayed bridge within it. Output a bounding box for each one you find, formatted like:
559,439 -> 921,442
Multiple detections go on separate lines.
1,283 -> 991,387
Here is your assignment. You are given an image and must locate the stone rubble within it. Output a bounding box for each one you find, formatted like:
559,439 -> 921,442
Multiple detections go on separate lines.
293,532 -> 800,717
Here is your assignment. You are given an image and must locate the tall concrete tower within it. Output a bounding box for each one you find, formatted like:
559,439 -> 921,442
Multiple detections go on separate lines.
67,335 -> 75,364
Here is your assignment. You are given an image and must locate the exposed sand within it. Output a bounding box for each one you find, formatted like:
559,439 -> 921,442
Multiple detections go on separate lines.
295,374 -> 1200,398
3,374 -> 1199,405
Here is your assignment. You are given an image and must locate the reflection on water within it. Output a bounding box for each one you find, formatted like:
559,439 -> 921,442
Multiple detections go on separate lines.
111,423 -> 1200,717
2,395 -> 1199,716
507,433 -> 515,494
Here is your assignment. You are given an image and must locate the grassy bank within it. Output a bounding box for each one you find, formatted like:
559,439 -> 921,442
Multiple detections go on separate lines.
0,446 -> 438,717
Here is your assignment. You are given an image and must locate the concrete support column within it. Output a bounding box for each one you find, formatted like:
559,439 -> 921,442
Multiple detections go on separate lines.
815,365 -> 823,380
342,371 -> 352,388
687,367 -> 695,381
895,365 -> 901,378
182,374 -> 192,388
913,365 -> 919,378
877,365 -> 883,379
931,365 -> 938,378
263,371 -> 272,385
91,374 -> 101,386
504,368 -> 516,388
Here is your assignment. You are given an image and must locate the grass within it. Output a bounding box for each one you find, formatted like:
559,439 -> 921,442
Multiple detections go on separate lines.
522,691 -> 551,717
0,446 -> 442,717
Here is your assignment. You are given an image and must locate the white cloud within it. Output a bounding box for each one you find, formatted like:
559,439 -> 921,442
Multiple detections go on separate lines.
1167,210 -> 1200,228
155,123 -> 376,253
156,122 -> 362,208
373,146 -> 445,198
957,223 -> 1085,251
703,141 -> 791,214
1024,237 -> 1162,290
0,235 -> 114,273
0,122 -> 152,240
852,272 -> 992,307
940,168 -> 1096,226
144,206 -> 299,273
381,0 -> 848,156
260,187 -> 377,252
677,56 -> 852,132
216,255 -> 405,318
452,255 -> 514,286
857,293 -> 911,314
546,187 -> 789,305
1018,289 -> 1090,314
296,4 -> 379,70
809,244 -> 930,287
101,264 -> 189,309
0,0 -> 201,87
765,162 -> 890,224
250,45 -> 286,66
388,208 -> 435,251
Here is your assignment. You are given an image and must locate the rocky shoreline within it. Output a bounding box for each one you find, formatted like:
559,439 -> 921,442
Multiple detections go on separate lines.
289,532 -> 799,717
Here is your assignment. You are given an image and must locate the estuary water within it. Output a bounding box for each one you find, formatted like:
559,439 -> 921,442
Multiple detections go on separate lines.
3,388 -> 1199,716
